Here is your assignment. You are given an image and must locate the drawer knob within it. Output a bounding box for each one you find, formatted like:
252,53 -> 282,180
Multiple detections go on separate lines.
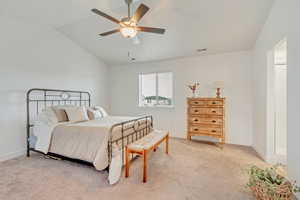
212,120 -> 216,123
194,102 -> 199,104
212,110 -> 216,113
194,128 -> 199,131
194,119 -> 199,122
194,110 -> 199,112
212,102 -> 216,104
211,130 -> 216,133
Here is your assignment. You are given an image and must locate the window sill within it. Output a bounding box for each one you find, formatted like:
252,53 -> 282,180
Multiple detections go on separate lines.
138,105 -> 175,109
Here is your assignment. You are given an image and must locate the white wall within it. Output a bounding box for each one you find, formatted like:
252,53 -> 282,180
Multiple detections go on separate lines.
0,17 -> 109,161
252,0 -> 300,196
287,1 -> 300,197
252,0 -> 288,161
109,51 -> 253,146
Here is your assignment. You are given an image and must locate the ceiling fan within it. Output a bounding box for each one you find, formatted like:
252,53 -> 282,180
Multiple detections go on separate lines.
91,0 -> 166,38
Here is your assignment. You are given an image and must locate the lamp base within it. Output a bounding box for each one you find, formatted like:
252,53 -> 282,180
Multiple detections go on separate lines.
216,88 -> 221,98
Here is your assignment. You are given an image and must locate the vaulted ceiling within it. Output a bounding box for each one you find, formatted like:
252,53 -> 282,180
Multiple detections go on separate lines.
1,0 -> 274,65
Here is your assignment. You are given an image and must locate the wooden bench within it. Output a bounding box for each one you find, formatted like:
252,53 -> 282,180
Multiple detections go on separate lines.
125,130 -> 169,183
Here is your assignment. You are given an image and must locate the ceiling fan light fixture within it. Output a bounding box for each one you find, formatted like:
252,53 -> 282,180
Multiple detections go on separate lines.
92,2 -> 165,38
120,26 -> 137,38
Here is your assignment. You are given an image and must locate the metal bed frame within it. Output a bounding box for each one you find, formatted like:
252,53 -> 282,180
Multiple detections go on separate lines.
26,88 -> 153,166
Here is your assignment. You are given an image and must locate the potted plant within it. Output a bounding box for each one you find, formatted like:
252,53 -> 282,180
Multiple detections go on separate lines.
247,165 -> 300,200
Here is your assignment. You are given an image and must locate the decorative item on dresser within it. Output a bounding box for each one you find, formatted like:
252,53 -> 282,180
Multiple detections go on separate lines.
187,82 -> 200,97
187,97 -> 225,145
213,81 -> 225,98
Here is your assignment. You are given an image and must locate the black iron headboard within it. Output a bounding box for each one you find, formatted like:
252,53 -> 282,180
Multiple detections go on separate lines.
26,88 -> 91,156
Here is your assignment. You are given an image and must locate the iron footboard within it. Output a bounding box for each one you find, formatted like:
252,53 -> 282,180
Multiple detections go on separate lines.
108,115 -> 153,164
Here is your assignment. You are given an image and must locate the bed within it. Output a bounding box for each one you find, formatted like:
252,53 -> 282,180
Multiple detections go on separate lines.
26,88 -> 153,184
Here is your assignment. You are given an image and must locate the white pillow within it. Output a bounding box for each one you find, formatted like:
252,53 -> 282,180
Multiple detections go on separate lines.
35,108 -> 58,126
64,106 -> 89,122
94,106 -> 108,117
87,107 -> 103,120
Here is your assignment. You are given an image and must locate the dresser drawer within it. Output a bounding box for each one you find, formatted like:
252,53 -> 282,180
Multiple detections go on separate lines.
188,99 -> 206,106
206,108 -> 223,115
189,126 -> 222,136
207,100 -> 223,106
189,107 -> 223,115
189,117 -> 223,125
189,107 -> 207,115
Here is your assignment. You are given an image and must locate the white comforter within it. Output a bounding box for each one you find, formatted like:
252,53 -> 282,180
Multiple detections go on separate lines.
33,116 -> 137,184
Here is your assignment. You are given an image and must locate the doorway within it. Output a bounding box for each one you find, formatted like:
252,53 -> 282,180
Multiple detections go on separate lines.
267,39 -> 287,164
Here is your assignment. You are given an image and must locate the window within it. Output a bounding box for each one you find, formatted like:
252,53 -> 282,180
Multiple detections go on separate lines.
139,72 -> 173,107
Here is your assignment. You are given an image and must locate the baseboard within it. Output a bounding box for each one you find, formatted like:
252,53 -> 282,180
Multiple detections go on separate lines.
251,146 -> 267,161
0,149 -> 26,162
171,135 -> 252,147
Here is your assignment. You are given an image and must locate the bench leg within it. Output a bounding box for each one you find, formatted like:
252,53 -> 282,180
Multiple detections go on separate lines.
143,149 -> 147,183
166,134 -> 169,154
221,136 -> 225,145
125,146 -> 129,178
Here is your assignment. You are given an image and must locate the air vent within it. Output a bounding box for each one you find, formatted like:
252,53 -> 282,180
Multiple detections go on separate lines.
197,48 -> 207,53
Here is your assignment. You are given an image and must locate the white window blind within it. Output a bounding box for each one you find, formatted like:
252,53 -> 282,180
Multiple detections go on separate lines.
139,72 -> 173,107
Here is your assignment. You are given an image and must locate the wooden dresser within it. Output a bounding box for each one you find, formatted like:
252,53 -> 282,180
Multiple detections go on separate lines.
187,98 -> 225,144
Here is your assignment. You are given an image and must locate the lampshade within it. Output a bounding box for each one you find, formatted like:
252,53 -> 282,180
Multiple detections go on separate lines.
213,81 -> 225,89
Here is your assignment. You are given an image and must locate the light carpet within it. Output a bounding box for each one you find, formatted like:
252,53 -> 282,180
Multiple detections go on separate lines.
0,138 -> 266,200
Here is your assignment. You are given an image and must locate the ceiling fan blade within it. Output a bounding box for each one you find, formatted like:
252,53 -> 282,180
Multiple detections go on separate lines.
131,4 -> 150,23
137,26 -> 166,34
99,29 -> 120,36
91,9 -> 120,24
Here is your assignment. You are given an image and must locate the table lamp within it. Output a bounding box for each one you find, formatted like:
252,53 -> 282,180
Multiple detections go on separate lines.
213,81 -> 224,98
